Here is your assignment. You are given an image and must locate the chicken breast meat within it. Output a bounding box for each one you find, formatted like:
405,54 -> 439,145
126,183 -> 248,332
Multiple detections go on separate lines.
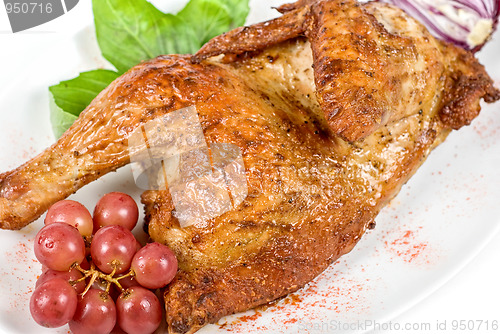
0,0 -> 498,333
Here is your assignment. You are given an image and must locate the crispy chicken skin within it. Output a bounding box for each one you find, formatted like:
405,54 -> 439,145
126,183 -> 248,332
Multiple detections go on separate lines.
0,0 -> 498,333
194,0 -> 499,142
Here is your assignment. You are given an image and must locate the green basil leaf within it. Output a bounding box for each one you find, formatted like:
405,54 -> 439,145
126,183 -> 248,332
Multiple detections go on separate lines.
49,69 -> 119,116
219,0 -> 250,28
178,0 -> 232,46
48,69 -> 119,137
49,94 -> 78,139
93,0 -> 200,73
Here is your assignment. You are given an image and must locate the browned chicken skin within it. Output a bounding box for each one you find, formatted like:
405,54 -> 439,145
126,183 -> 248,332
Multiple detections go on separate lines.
0,0 -> 498,333
194,0 -> 499,141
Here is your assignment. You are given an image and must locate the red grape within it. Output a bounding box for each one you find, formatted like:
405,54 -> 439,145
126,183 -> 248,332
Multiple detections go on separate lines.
110,324 -> 127,334
91,278 -> 120,300
80,257 -> 90,270
116,273 -> 140,290
36,268 -> 86,294
30,278 -> 78,328
69,289 -> 117,334
45,200 -> 93,237
131,242 -> 178,289
116,286 -> 162,334
91,225 -> 137,274
34,223 -> 85,271
90,277 -> 110,291
93,192 -> 139,231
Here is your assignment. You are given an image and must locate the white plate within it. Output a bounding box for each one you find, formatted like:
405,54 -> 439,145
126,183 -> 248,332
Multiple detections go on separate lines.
0,1 -> 499,333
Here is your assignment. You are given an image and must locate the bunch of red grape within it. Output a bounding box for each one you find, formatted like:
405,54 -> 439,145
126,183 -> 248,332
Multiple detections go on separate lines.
30,192 -> 178,334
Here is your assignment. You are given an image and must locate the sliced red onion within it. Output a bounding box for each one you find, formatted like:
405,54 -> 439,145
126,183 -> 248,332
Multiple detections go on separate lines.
378,0 -> 500,51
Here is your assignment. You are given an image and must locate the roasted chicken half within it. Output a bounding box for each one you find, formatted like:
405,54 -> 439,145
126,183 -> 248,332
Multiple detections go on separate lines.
0,0 -> 498,333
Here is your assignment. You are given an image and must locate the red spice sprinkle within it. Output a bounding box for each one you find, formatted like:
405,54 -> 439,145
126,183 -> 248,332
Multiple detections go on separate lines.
218,263 -> 369,333
238,310 -> 262,323
2,238 -> 38,315
384,229 -> 430,264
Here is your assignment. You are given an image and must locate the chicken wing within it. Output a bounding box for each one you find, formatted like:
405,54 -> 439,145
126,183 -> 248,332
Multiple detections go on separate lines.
0,1 -> 498,334
194,0 -> 499,142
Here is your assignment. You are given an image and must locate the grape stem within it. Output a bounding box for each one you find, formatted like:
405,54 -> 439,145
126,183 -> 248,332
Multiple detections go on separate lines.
72,262 -> 136,296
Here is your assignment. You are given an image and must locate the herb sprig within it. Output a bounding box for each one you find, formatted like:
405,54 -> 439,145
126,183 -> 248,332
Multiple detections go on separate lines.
49,0 -> 249,138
